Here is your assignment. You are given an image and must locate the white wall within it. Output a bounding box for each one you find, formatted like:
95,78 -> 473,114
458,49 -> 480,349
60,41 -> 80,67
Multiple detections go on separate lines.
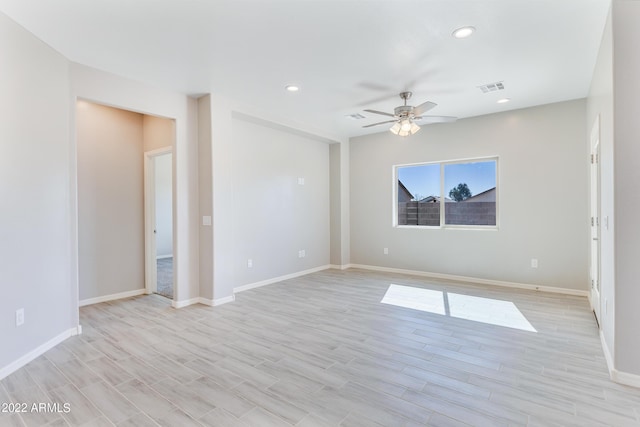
349,100 -> 589,291
154,153 -> 173,258
0,12 -> 73,371
587,5 -> 615,368
77,102 -> 145,301
71,63 -> 199,305
231,117 -> 331,287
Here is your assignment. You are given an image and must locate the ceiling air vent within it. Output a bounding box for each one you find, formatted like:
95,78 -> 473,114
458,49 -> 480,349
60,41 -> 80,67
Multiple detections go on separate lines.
346,113 -> 366,120
478,81 -> 505,93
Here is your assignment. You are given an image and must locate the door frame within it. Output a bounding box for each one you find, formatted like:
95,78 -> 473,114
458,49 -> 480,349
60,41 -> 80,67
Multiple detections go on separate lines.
144,147 -> 173,297
590,115 -> 601,324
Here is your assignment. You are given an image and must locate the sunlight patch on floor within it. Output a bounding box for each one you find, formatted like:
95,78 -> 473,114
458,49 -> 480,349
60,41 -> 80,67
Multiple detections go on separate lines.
381,284 -> 537,332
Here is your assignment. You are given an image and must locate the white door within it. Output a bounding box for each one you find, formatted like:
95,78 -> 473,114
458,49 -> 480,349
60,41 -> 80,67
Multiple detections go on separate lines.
590,117 -> 601,324
144,147 -> 173,298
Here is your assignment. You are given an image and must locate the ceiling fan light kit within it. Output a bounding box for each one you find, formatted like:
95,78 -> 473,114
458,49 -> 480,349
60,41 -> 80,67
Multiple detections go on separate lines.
390,118 -> 420,136
363,91 -> 456,137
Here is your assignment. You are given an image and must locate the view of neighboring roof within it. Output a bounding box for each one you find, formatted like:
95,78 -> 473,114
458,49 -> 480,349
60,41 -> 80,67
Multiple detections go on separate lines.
398,180 -> 413,200
461,187 -> 496,202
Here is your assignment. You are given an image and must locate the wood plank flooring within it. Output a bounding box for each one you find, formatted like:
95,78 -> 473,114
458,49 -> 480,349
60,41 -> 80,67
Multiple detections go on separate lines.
2,268 -> 640,426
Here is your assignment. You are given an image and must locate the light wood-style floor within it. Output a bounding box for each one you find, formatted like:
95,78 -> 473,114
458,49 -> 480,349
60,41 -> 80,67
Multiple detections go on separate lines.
2,269 -> 640,426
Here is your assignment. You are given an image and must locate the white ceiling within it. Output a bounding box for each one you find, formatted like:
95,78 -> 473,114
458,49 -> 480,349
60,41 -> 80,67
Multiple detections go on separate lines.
0,0 -> 610,140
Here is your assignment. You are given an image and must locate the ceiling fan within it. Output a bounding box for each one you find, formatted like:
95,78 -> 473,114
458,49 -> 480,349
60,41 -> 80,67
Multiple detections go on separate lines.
363,92 -> 457,136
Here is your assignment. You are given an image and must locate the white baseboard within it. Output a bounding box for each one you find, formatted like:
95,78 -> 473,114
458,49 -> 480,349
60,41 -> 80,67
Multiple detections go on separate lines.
172,297 -> 200,309
600,329 -> 614,375
196,295 -> 236,307
0,326 -> 79,380
212,295 -> 235,306
347,264 -> 590,297
194,298 -> 213,307
156,254 -> 173,260
172,295 -> 235,309
79,289 -> 147,307
234,265 -> 332,293
612,369 -> 640,388
600,330 -> 640,388
329,264 -> 351,270
180,265 -> 333,306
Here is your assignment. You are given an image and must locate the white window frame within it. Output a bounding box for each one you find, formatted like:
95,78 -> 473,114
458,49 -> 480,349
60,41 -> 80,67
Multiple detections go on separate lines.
393,156 -> 499,230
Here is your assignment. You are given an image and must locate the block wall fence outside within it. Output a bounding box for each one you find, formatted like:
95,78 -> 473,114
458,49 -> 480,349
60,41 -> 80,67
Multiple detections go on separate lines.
398,202 -> 496,226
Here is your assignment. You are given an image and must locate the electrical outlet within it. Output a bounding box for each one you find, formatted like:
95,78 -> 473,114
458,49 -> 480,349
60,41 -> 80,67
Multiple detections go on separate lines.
247,259 -> 253,268
383,248 -> 389,255
16,309 -> 24,327
531,258 -> 538,268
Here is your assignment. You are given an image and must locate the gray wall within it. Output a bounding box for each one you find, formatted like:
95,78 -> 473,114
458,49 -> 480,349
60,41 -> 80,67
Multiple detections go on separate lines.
197,95 -> 214,300
329,143 -> 342,265
1,11 -> 200,375
0,12 -> 72,369
77,102 -> 145,300
231,117 -> 331,287
611,0 -> 640,376
350,99 -> 589,291
199,95 -> 333,301
71,63 -> 200,305
588,0 -> 640,380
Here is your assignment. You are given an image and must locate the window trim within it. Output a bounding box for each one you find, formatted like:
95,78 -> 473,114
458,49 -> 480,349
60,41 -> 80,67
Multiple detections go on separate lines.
394,156 -> 499,230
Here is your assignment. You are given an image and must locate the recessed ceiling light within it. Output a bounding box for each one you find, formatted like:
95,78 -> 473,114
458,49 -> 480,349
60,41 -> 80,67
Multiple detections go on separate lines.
497,98 -> 511,104
285,85 -> 300,92
452,26 -> 475,39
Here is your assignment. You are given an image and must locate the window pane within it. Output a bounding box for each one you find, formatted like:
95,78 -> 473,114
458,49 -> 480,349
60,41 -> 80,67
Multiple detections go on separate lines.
397,164 -> 440,226
444,160 -> 496,225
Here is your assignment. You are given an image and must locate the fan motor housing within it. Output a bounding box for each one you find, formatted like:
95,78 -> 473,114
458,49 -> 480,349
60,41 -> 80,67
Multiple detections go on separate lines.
394,105 -> 413,118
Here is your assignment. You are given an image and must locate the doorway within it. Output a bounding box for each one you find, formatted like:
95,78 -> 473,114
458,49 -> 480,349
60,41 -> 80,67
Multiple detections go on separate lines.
590,116 -> 601,324
144,148 -> 174,299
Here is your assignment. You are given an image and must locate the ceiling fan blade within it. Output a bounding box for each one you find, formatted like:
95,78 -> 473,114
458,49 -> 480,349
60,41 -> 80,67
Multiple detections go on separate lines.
356,93 -> 398,107
362,120 -> 397,128
364,109 -> 396,118
357,81 -> 394,92
413,101 -> 437,116
414,115 -> 457,124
